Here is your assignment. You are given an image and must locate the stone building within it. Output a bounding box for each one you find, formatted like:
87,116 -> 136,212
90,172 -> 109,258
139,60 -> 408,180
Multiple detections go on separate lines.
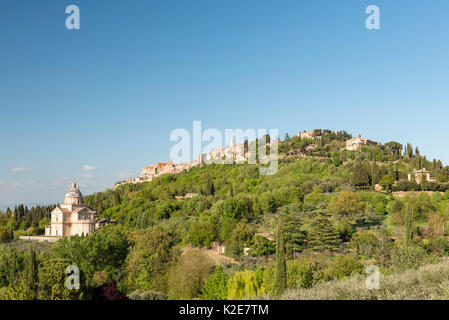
345,134 -> 379,151
298,130 -> 319,139
408,168 -> 436,184
45,182 -> 97,237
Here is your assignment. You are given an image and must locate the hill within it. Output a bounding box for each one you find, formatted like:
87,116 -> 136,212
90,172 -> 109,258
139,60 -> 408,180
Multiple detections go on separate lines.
2,129 -> 449,300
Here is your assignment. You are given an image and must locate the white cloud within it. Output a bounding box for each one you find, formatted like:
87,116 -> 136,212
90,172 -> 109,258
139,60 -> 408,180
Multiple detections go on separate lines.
10,167 -> 27,173
83,164 -> 97,171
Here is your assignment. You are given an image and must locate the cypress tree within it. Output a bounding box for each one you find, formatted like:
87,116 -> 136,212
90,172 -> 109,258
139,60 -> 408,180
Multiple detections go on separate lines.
307,213 -> 341,251
372,162 -> 379,186
204,178 -> 215,196
274,225 -> 287,296
114,192 -> 121,205
28,246 -> 38,298
404,204 -> 414,246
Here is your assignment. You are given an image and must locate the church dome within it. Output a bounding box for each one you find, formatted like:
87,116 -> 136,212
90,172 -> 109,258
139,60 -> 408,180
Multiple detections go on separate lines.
64,182 -> 83,204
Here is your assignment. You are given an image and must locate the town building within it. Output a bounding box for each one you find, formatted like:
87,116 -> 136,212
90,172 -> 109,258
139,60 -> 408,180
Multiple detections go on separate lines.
114,137 -> 279,188
298,130 -> 320,139
408,168 -> 436,184
345,134 -> 379,151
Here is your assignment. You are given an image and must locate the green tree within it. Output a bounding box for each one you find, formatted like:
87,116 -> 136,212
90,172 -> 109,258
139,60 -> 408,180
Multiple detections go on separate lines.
188,220 -> 216,248
404,204 -> 414,246
200,265 -> 229,300
204,178 -> 215,197
125,229 -> 177,293
379,174 -> 395,191
168,250 -> 214,299
351,162 -> 371,187
227,270 -> 263,300
27,247 -> 38,299
0,226 -> 13,242
274,225 -> 287,296
327,191 -> 366,218
229,219 -> 255,246
38,258 -> 83,300
52,225 -> 130,286
332,153 -> 342,167
307,213 -> 341,251
280,213 -> 306,256
249,235 -> 275,256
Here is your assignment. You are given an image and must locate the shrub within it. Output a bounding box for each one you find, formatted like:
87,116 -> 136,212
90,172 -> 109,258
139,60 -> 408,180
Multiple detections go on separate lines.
249,235 -> 275,256
349,230 -> 379,257
286,259 -> 315,289
390,246 -> 438,272
227,270 -> 264,300
128,289 -> 167,300
324,255 -> 364,280
0,226 -> 13,243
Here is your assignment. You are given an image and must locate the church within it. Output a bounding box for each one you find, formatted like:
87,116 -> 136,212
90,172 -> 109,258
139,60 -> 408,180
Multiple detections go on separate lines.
45,182 -> 97,237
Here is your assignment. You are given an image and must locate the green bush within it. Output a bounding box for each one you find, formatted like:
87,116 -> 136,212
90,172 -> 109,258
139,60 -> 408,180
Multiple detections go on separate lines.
201,266 -> 229,300
390,246 -> 438,272
0,226 -> 13,243
349,230 -> 380,257
128,289 -> 167,300
286,259 -> 315,289
324,255 -> 364,280
249,235 -> 275,256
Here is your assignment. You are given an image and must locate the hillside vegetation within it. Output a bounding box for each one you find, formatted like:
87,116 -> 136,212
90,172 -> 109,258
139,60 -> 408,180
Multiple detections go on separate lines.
2,129 -> 449,300
276,260 -> 449,300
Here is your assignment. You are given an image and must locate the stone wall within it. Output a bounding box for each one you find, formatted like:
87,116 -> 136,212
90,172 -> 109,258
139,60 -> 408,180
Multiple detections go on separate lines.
19,235 -> 61,243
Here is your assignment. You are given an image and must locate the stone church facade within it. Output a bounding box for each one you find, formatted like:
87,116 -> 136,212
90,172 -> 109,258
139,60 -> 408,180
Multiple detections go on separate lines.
45,182 -> 97,237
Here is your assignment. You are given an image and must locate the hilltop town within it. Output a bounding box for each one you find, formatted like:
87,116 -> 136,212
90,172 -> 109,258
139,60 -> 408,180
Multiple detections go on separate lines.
114,137 -> 278,188
114,130 -> 380,188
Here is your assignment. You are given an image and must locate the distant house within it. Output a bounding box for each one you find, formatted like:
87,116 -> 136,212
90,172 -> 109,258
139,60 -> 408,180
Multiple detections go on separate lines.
255,232 -> 275,241
95,219 -> 118,230
375,184 -> 384,192
298,130 -> 317,139
345,134 -> 379,151
175,193 -> 198,200
408,168 -> 436,184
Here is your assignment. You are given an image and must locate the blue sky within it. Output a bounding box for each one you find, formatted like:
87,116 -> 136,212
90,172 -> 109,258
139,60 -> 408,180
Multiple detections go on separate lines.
1,0 -> 449,209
